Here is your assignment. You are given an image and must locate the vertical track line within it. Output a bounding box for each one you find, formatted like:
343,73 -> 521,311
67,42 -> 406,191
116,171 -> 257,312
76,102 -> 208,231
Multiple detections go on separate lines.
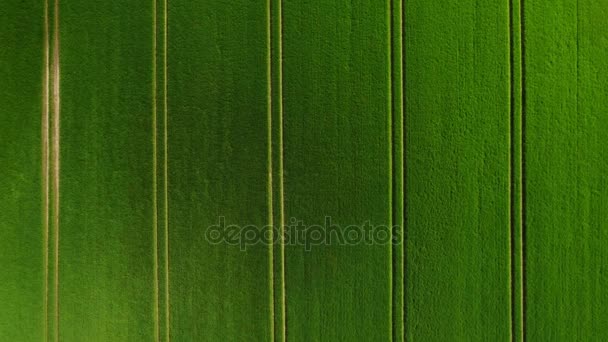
508,0 -> 515,337
400,0 -> 405,338
51,0 -> 61,339
163,0 -> 170,340
520,0 -> 527,338
270,0 -> 287,339
42,0 -> 50,339
152,0 -> 160,339
271,0 -> 286,339
402,0 -> 407,339
267,0 -> 276,340
277,0 -> 286,340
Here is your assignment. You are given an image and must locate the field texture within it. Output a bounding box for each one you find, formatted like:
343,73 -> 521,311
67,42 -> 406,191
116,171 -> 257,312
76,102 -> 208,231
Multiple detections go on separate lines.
1,0 -> 607,341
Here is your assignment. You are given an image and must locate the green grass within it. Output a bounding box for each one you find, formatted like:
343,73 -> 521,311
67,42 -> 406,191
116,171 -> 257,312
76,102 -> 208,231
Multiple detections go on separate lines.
57,0 -> 156,340
281,0 -> 395,340
524,0 -> 608,339
404,0 -> 512,340
166,1 -> 272,340
2,0 -> 608,341
0,1 -> 45,340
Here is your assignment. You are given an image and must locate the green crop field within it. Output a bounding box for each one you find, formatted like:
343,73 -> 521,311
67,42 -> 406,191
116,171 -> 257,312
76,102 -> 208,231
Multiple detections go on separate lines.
1,0 -> 607,341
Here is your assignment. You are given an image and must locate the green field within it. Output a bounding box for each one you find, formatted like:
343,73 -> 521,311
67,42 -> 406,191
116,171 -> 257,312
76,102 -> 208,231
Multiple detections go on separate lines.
1,0 -> 607,341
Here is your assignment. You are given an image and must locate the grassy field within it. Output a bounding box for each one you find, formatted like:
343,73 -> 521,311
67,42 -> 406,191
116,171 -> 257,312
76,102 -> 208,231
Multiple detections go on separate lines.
1,0 -> 607,341
524,0 -> 608,340
57,0 -> 156,340
404,0 -> 512,340
167,1 -> 272,341
0,0 -> 45,340
282,0 -> 395,340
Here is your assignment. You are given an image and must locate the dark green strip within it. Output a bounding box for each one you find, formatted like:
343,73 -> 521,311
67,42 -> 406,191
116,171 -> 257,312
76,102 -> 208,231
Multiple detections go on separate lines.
390,0 -> 405,340
167,1 -> 272,339
0,0 -> 45,340
58,0 -> 157,339
283,1 -> 393,340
